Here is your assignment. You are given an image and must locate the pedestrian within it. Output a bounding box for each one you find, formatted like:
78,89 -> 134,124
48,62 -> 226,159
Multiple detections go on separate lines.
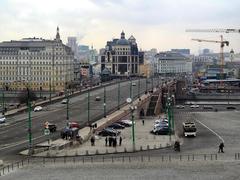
115,137 -> 117,147
109,136 -> 112,146
90,136 -> 95,146
105,137 -> 108,146
113,137 -> 117,147
140,108 -> 145,119
142,119 -> 145,126
218,142 -> 224,153
119,136 -> 122,146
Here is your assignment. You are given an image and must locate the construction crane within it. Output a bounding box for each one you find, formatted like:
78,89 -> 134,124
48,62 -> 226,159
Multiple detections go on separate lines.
186,28 -> 240,33
192,35 -> 229,82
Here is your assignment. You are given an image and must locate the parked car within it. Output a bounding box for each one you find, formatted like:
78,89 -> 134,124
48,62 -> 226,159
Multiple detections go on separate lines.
151,126 -> 169,135
155,118 -> 168,124
60,127 -> 79,139
118,119 -> 133,127
98,128 -> 120,136
108,123 -> 125,129
117,120 -> 131,127
95,96 -> 101,101
61,99 -> 68,104
34,106 -> 43,112
154,121 -> 168,129
132,82 -> 137,86
68,122 -> 80,129
0,115 -> 6,124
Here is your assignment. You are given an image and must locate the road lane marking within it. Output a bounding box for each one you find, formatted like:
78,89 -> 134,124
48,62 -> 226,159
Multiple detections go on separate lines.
195,119 -> 224,143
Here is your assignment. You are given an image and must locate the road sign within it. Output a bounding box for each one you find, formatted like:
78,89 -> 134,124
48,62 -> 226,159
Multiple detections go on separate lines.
44,128 -> 50,135
126,98 -> 132,103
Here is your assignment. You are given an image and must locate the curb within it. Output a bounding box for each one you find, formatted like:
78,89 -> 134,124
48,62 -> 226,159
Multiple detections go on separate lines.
30,143 -> 174,158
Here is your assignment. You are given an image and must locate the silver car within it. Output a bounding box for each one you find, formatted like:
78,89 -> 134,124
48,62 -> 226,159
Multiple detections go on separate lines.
0,115 -> 6,124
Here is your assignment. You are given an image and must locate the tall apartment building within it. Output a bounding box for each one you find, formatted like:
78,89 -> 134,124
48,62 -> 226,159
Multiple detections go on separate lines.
155,51 -> 192,75
67,36 -> 78,58
100,31 -> 142,76
0,27 -> 74,92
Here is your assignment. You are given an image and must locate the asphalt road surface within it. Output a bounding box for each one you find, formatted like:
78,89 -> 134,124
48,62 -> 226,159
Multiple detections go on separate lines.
0,78 -> 161,162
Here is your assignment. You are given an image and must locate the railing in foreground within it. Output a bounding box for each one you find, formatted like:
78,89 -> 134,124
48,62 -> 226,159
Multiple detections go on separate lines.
1,152 -> 240,176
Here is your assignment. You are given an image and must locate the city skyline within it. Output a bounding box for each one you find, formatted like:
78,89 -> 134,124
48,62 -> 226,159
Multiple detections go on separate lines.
0,0 -> 240,54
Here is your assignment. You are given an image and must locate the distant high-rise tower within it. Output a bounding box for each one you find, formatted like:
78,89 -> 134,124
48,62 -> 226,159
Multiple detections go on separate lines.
67,37 -> 78,58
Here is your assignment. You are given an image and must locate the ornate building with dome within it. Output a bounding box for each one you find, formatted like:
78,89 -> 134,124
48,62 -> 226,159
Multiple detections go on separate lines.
100,31 -> 143,76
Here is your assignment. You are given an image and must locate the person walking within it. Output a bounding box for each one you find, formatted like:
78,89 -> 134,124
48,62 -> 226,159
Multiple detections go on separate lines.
90,136 -> 94,146
140,108 -> 145,118
113,137 -> 116,147
119,136 -> 122,146
218,142 -> 224,153
105,137 -> 108,146
109,136 -> 112,146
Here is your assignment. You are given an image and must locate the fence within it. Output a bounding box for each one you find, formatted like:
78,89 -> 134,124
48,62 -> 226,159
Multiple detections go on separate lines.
1,152 -> 240,177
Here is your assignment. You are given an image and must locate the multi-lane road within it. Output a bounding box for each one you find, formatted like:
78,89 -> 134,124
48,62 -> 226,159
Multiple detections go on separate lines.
0,78 -> 161,162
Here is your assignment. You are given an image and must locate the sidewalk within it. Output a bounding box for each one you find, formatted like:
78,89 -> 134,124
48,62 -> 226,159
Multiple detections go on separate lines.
44,117 -> 174,157
20,92 -> 175,157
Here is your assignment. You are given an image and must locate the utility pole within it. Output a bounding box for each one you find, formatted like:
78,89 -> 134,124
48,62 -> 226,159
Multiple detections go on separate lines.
151,77 -> 153,91
66,88 -> 69,122
49,79 -> 52,103
131,106 -> 136,151
1,90 -> 5,114
138,77 -> 140,98
145,78 -> 148,93
104,85 -> 106,117
130,80 -> 132,99
87,88 -> 90,124
27,88 -> 32,155
171,105 -> 174,131
118,80 -> 120,110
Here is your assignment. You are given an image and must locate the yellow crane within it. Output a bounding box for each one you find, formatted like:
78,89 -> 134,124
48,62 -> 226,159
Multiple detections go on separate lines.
191,36 -> 229,83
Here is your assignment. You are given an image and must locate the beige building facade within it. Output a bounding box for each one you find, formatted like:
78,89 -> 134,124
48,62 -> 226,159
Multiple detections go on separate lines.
0,27 -> 74,92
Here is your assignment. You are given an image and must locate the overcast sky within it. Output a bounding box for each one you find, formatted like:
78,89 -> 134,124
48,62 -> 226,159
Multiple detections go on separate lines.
0,0 -> 239,54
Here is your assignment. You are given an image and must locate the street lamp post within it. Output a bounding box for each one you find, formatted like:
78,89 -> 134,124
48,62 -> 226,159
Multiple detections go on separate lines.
130,105 -> 136,151
166,98 -> 172,133
171,95 -> 175,131
130,80 -> 132,99
87,88 -> 90,124
49,80 -> 52,103
66,89 -> 69,122
27,88 -> 32,155
104,85 -> 106,117
166,95 -> 174,135
117,80 -> 120,110
138,77 -> 140,98
151,77 -> 153,91
126,98 -> 136,151
1,89 -> 5,114
145,78 -> 148,93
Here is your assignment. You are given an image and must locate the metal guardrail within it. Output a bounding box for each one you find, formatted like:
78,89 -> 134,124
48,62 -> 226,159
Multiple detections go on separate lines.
1,152 -> 240,176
